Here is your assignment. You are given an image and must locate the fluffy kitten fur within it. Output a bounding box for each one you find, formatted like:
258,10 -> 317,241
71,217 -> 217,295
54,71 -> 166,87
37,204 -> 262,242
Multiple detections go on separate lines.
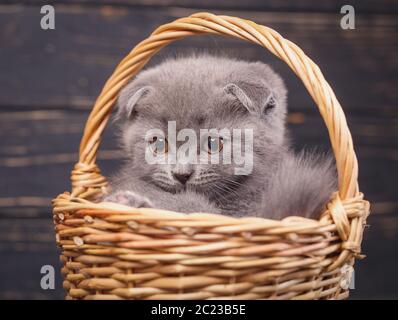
105,55 -> 336,219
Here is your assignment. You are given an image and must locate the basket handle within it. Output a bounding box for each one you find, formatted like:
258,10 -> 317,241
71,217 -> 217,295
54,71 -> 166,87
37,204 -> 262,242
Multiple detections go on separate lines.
71,12 -> 359,201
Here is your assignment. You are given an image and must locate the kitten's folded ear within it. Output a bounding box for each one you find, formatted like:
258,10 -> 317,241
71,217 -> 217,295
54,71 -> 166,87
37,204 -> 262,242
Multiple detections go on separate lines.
222,62 -> 287,119
115,85 -> 153,121
224,83 -> 277,116
224,83 -> 256,114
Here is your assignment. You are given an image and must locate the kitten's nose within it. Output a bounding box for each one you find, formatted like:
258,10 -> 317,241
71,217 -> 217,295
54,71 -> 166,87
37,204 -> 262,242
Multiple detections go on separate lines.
173,172 -> 192,185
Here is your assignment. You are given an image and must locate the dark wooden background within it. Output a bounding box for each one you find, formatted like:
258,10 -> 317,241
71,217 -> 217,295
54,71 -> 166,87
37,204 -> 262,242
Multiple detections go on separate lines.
0,0 -> 397,299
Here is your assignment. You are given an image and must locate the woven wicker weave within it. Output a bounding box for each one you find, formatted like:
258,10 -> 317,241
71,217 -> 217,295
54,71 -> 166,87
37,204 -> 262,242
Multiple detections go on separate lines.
53,12 -> 370,300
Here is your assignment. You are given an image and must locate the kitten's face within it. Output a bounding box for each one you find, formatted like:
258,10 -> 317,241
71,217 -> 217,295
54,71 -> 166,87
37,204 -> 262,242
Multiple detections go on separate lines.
117,56 -> 287,199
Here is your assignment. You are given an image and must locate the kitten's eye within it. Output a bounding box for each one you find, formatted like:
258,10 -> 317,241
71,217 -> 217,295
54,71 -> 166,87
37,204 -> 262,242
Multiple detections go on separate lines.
207,136 -> 223,154
264,96 -> 276,114
149,136 -> 168,154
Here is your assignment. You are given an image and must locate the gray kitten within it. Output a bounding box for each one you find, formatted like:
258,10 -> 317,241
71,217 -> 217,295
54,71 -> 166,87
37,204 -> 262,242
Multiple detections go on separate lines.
104,55 -> 336,219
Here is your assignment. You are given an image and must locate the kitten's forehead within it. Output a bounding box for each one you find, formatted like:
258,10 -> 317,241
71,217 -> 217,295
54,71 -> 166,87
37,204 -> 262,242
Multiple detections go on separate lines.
141,83 -> 220,129
147,106 -> 210,131
140,86 -> 252,133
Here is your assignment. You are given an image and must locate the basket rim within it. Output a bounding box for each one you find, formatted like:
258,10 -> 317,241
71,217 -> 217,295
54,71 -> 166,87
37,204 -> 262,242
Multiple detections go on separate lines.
53,191 -> 367,226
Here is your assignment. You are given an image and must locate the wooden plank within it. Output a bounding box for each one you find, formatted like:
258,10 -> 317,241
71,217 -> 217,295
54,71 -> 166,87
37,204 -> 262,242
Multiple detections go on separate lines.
0,5 -> 397,114
0,218 -> 64,299
11,1 -> 398,14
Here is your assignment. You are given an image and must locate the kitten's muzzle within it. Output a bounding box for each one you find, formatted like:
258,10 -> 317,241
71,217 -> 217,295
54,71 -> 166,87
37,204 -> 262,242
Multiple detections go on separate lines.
173,172 -> 193,185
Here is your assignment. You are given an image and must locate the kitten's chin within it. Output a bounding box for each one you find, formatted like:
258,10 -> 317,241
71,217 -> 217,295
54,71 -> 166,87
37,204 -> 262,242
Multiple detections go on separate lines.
154,181 -> 211,195
152,180 -> 182,194
151,177 -> 228,196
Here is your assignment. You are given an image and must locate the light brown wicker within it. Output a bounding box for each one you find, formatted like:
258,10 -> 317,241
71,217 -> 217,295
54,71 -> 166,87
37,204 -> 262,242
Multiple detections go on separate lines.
53,12 -> 370,300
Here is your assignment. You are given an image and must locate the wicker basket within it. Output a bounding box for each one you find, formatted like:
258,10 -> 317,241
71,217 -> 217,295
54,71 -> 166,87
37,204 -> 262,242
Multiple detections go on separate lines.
53,12 -> 370,300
